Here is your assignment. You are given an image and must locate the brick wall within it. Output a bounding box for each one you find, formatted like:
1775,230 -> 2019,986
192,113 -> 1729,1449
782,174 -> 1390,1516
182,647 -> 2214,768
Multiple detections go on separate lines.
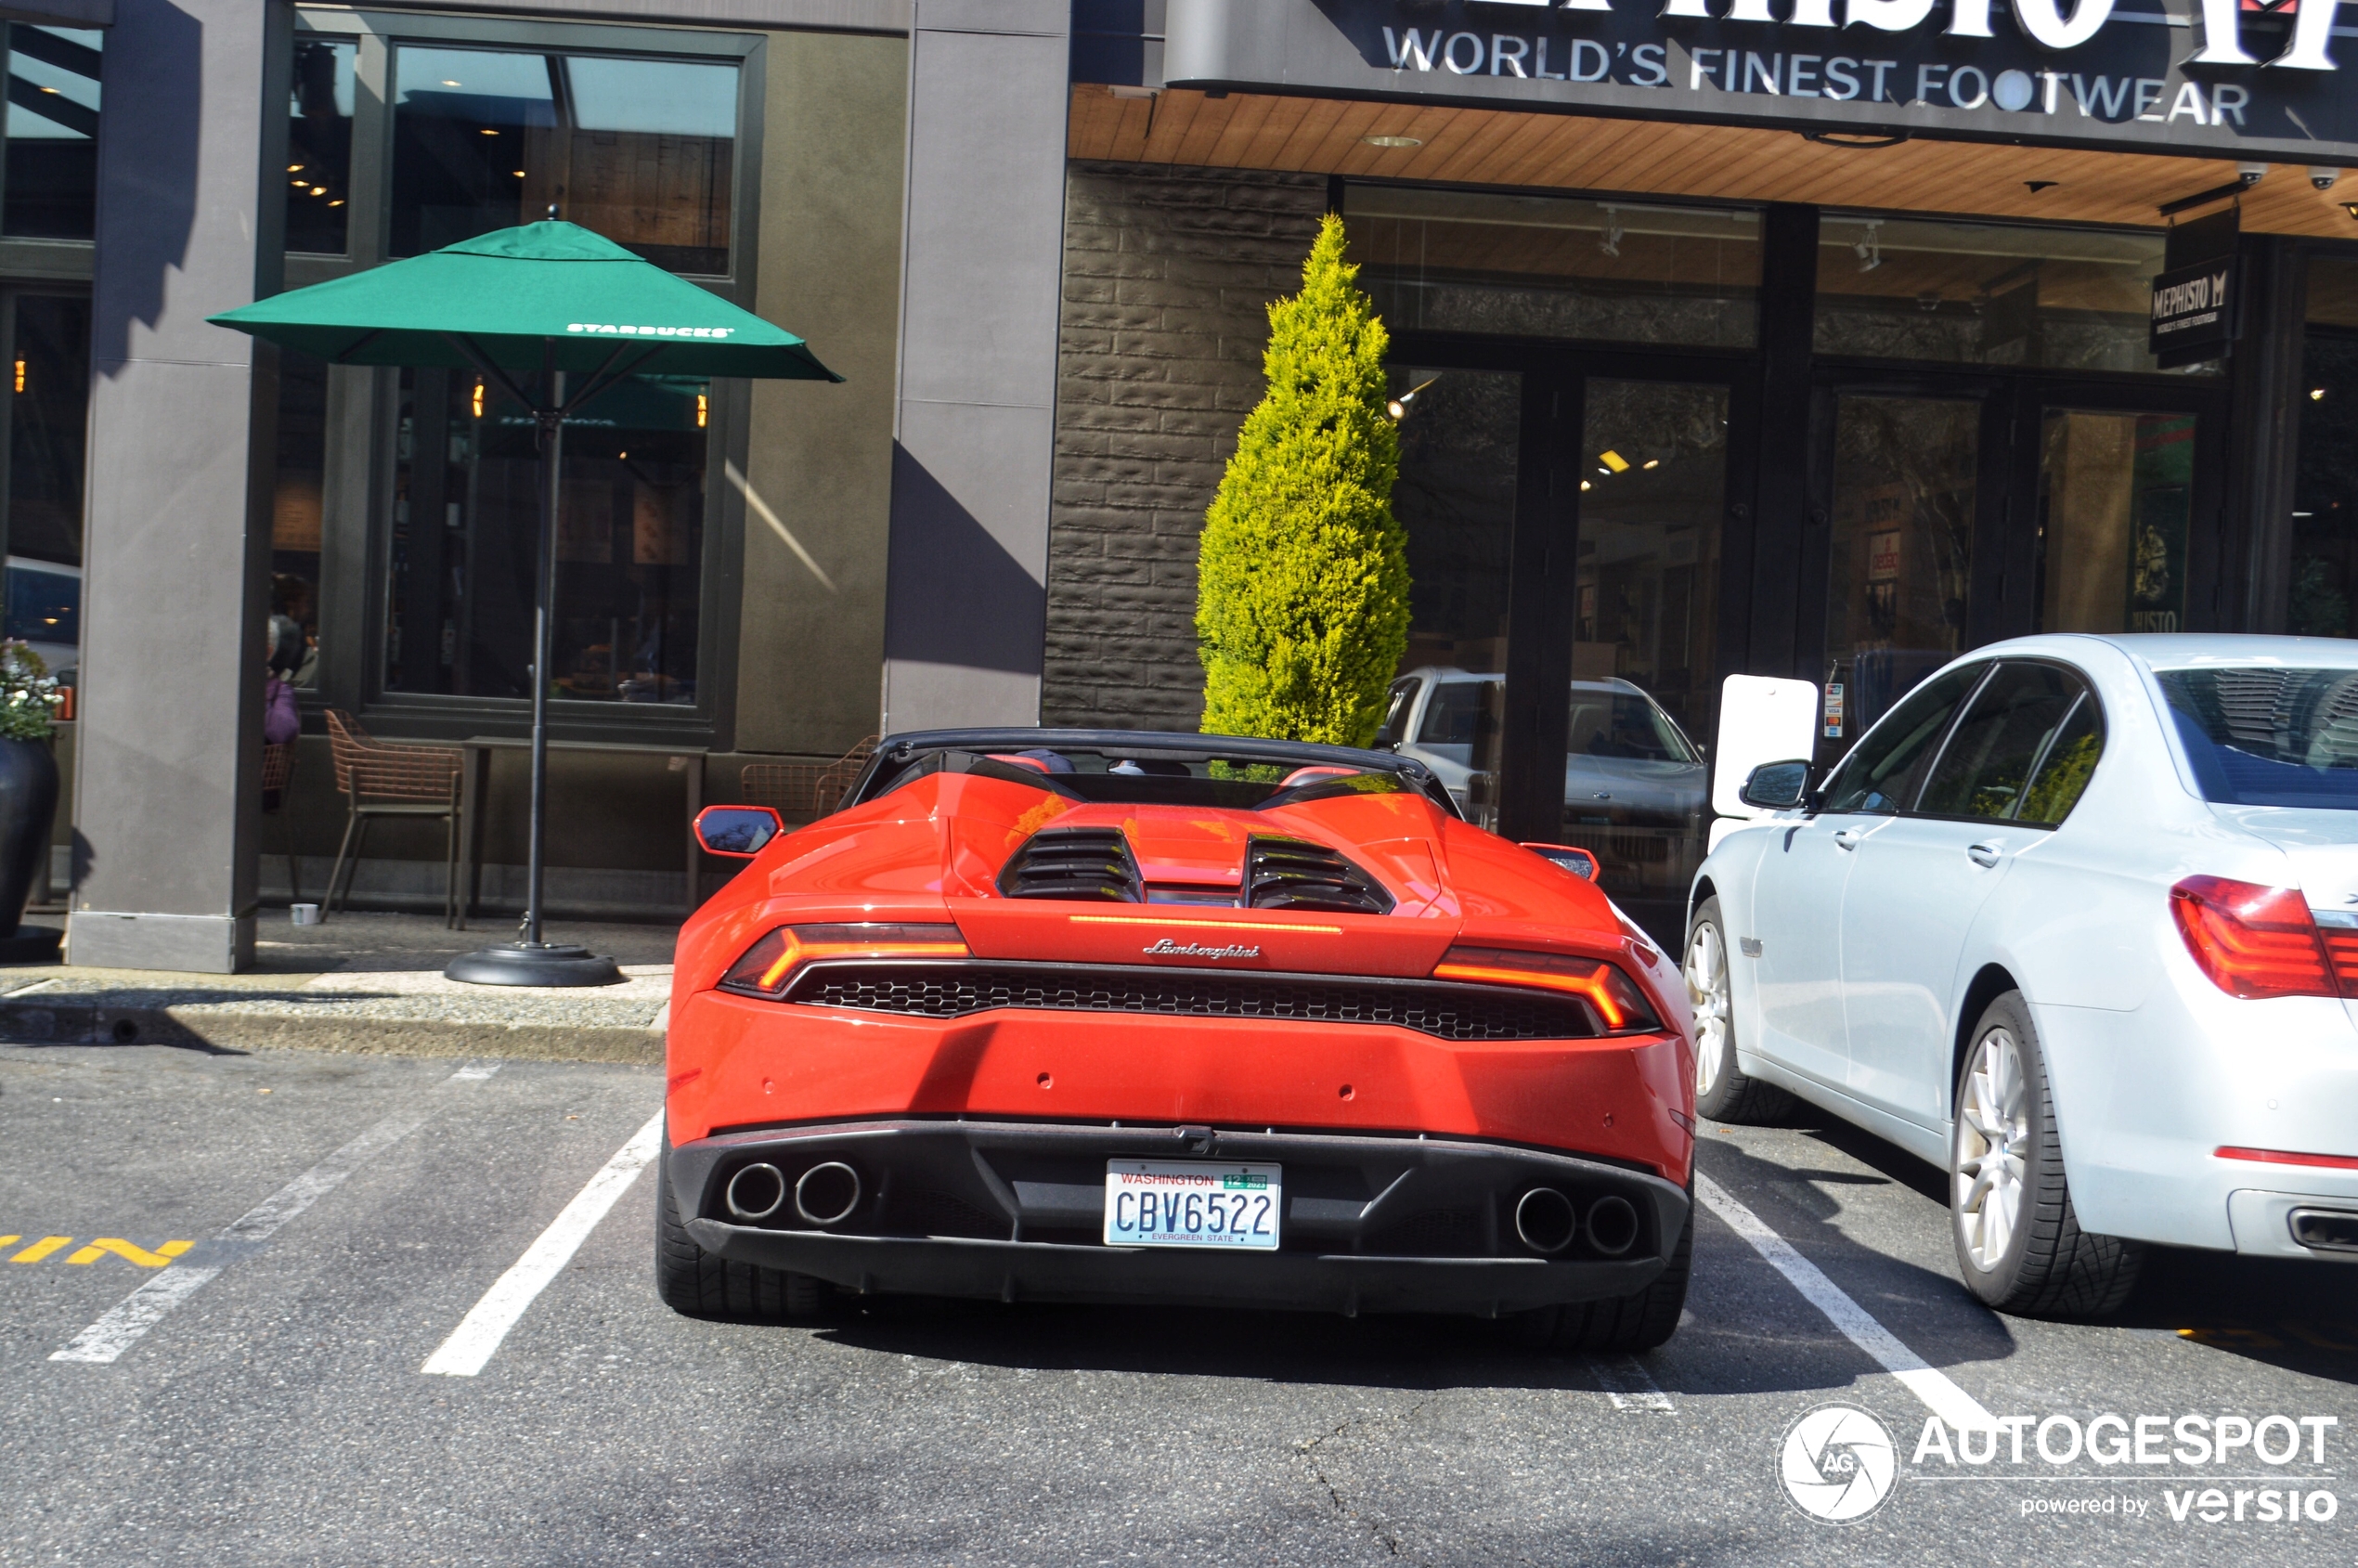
1042,162 -> 1328,730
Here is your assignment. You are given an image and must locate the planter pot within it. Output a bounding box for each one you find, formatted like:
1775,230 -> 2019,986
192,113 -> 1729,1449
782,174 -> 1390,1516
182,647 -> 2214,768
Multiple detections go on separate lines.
0,735 -> 58,956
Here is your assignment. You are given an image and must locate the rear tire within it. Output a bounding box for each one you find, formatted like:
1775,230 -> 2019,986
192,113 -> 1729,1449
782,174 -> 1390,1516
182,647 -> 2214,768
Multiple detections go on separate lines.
1687,897 -> 1793,1124
1949,992 -> 2142,1318
654,1138 -> 834,1322
1509,1190 -> 1692,1354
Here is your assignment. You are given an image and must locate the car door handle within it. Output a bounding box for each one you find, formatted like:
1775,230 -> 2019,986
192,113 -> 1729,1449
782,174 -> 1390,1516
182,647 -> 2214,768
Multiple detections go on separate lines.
1832,828 -> 1865,849
1967,841 -> 2002,868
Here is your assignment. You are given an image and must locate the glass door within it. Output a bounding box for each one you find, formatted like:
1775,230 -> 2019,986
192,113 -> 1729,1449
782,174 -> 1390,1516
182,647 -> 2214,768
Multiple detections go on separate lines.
1559,378 -> 1727,930
2034,405 -> 2202,636
1819,392 -> 1984,747
1382,366 -> 1519,829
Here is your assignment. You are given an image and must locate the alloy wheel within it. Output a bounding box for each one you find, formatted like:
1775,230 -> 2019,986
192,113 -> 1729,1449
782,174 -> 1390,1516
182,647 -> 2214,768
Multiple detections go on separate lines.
1685,921 -> 1730,1099
1955,1027 -> 2032,1272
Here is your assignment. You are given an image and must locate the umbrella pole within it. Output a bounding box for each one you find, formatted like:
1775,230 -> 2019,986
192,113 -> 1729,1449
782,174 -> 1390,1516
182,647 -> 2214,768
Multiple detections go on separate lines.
525,379 -> 562,947
443,356 -> 619,988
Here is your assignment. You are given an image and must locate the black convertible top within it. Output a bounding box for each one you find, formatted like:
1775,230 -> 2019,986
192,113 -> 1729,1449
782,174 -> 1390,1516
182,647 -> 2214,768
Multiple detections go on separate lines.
842,728 -> 1461,819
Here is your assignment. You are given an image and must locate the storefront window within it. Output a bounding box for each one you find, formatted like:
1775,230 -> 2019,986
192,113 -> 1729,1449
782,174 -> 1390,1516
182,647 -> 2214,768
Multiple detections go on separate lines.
2037,409 -> 2195,636
2292,256 -> 2358,638
7,292 -> 85,566
384,368 -> 708,705
272,351 -> 329,687
289,37 -> 356,255
1815,216 -> 2185,375
1385,367 -> 1519,827
1822,395 -> 1977,745
1567,380 -> 1723,920
4,24 -> 100,240
390,46 -> 736,272
1346,187 -> 1758,349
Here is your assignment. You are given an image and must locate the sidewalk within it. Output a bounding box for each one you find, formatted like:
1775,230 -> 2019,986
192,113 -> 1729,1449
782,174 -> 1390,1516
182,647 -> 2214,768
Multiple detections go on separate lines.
0,912 -> 680,1062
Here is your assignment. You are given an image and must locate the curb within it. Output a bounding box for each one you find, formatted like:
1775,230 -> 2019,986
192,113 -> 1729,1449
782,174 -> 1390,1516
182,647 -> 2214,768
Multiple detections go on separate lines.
0,998 -> 665,1064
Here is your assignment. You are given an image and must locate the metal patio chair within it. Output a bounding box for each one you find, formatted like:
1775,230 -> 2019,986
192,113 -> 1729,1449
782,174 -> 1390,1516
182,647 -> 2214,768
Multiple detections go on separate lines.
322,709 -> 465,927
739,734 -> 878,820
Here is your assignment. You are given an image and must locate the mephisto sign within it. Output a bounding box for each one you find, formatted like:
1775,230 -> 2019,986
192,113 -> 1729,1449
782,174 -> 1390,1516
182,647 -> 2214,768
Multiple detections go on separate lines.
1163,0 -> 2358,163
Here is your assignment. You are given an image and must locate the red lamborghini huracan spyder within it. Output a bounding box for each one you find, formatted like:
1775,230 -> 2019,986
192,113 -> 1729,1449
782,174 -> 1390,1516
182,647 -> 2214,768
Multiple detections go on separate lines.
659,729 -> 1698,1351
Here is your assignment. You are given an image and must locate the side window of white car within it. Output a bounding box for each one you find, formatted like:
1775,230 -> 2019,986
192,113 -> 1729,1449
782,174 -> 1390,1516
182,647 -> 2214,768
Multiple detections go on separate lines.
1820,663 -> 1988,815
1916,663 -> 2101,823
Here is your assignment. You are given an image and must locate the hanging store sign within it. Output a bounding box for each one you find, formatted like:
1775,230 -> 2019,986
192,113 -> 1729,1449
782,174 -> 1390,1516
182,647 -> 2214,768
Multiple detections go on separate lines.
2149,258 -> 2236,360
1163,0 -> 2358,163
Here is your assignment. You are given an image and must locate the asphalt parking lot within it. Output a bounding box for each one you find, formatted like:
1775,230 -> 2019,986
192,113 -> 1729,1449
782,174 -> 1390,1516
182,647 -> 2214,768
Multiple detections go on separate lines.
3,1037 -> 2351,1566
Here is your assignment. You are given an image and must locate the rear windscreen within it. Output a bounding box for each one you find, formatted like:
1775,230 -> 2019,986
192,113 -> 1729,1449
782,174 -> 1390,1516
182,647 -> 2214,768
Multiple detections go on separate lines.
2155,667 -> 2358,809
863,749 -> 1423,812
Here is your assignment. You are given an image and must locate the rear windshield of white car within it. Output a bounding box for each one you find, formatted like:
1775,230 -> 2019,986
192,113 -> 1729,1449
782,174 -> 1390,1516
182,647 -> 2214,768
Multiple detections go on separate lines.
2156,667 -> 2358,809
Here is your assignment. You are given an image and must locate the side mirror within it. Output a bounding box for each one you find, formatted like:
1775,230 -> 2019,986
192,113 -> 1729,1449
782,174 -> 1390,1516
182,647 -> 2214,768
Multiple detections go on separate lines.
693,804 -> 784,858
1738,760 -> 1812,811
1521,843 -> 1600,880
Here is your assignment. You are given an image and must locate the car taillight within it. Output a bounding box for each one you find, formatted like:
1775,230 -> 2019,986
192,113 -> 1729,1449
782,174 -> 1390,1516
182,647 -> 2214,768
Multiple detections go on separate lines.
2169,876 -> 2345,1000
719,923 -> 967,997
1430,944 -> 1661,1032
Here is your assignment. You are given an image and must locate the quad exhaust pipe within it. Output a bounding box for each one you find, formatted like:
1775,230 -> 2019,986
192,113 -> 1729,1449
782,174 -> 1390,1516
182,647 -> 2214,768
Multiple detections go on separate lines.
1513,1188 -> 1642,1257
723,1160 -> 863,1227
1585,1195 -> 1639,1257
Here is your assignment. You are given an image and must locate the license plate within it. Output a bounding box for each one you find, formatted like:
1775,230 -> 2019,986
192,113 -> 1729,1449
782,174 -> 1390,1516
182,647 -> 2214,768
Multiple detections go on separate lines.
1103,1160 -> 1281,1251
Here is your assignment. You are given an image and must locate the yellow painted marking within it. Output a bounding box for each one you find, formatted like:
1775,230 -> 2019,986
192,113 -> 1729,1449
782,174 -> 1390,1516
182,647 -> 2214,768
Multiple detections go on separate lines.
0,1236 -> 17,1251
1068,914 -> 1343,935
10,1236 -> 72,1263
63,1238 -> 193,1268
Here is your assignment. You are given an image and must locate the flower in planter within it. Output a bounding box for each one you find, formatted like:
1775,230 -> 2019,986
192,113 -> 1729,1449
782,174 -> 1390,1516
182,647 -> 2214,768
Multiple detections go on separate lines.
0,640 -> 61,743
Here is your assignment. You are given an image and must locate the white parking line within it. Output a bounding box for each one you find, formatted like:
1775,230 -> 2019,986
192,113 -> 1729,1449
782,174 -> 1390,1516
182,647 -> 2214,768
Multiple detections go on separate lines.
1590,1354 -> 1674,1413
1693,1173 -> 1997,1433
421,1110 -> 664,1378
52,1109 -> 429,1364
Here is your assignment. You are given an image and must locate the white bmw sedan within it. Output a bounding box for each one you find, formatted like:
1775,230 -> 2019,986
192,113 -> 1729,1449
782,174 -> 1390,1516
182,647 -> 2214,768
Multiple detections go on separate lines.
1686,634 -> 2358,1317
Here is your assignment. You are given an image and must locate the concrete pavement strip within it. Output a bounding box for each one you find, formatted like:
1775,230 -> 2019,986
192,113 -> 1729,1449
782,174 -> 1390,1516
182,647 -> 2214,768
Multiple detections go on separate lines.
0,964 -> 669,1062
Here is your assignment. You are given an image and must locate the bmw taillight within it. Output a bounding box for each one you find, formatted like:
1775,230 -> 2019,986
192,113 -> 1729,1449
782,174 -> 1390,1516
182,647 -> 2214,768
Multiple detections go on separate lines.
1430,945 -> 1662,1032
2169,876 -> 2347,1000
719,923 -> 967,998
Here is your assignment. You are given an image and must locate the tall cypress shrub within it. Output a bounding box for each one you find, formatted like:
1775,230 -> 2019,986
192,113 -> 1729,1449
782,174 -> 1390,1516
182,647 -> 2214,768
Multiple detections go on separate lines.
1196,214 -> 1409,748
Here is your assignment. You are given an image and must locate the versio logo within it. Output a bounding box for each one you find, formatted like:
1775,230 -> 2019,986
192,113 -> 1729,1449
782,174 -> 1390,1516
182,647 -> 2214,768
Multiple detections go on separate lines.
1781,1404 -> 1898,1523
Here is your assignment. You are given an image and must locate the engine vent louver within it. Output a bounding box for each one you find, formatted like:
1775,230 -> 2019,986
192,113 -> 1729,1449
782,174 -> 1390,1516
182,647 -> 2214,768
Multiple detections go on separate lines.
1245,836 -> 1394,915
997,826 -> 1142,902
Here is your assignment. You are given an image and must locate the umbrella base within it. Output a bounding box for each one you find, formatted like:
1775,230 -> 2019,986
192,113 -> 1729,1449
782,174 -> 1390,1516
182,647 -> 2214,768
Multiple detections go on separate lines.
445,942 -> 623,988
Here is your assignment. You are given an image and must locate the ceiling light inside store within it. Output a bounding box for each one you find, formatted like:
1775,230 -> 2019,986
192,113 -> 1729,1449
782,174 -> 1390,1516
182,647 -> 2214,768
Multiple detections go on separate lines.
289,163 -> 304,173
480,127 -> 499,136
1580,480 -> 1592,491
442,78 -> 460,86
1642,459 -> 1660,470
513,171 -> 527,179
2313,388 -> 2329,401
310,187 -> 325,196
1362,135 -> 1422,149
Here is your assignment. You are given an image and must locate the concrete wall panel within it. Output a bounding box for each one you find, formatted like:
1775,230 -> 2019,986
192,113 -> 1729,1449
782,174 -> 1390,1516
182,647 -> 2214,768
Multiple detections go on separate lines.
880,6 -> 1069,732
733,28 -> 909,758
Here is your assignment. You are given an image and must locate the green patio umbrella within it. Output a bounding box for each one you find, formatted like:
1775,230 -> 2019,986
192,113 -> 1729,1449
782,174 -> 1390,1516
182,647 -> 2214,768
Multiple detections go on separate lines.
212,217 -> 842,986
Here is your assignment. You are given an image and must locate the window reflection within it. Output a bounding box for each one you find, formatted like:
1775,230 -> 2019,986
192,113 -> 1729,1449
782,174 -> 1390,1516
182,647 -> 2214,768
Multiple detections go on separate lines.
385,369 -> 708,706
1347,186 -> 1759,349
288,37 -> 356,254
4,24 -> 100,240
391,46 -> 736,273
1814,214 -> 2195,375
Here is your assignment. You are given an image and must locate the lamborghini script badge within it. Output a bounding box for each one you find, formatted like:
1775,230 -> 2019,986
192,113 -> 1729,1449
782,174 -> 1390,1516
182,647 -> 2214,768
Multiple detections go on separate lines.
1142,938 -> 1262,960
